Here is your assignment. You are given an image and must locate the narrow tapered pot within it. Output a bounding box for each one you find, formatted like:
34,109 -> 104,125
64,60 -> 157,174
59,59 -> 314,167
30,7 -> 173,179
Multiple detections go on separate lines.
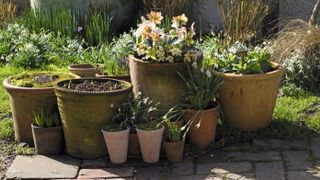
102,127 -> 130,164
164,140 -> 184,163
183,107 -> 218,149
136,126 -> 164,163
31,124 -> 64,155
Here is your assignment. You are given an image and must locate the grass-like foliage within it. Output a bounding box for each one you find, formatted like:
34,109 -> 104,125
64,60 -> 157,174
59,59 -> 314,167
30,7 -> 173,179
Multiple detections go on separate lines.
33,107 -> 61,128
0,118 -> 13,139
0,0 -> 16,26
218,0 -> 269,42
271,20 -> 320,92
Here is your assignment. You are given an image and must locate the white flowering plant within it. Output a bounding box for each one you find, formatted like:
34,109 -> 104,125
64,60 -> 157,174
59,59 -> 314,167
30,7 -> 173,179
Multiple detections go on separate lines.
177,64 -> 223,110
133,11 -> 197,63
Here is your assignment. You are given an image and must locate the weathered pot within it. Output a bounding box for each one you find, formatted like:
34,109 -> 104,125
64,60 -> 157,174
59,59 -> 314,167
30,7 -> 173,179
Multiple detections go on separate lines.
31,124 -> 64,155
213,64 -> 284,131
95,73 -> 131,82
183,108 -> 218,149
163,140 -> 184,163
136,126 -> 164,163
102,127 -> 130,164
68,64 -> 104,78
128,132 -> 141,156
54,78 -> 132,159
3,78 -> 57,145
129,51 -> 203,112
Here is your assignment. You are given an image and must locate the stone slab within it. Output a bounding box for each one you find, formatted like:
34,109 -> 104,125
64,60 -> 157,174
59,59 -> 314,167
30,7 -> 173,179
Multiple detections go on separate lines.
196,150 -> 227,164
283,151 -> 313,171
167,159 -> 195,176
81,158 -> 107,169
77,167 -> 134,179
135,167 -> 163,180
311,137 -> 320,159
255,162 -> 285,180
221,173 -> 254,180
167,175 -> 212,180
6,155 -> 80,179
253,139 -> 308,150
197,162 -> 251,175
287,171 -> 320,180
226,151 -> 281,161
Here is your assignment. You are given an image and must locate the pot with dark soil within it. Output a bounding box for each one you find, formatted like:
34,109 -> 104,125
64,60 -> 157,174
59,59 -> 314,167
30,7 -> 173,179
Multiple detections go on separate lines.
68,63 -> 104,77
3,72 -> 76,145
32,108 -> 64,155
54,78 -> 132,158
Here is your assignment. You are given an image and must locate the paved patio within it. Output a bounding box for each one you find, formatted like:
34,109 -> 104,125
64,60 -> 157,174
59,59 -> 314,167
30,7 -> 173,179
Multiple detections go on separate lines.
5,137 -> 320,180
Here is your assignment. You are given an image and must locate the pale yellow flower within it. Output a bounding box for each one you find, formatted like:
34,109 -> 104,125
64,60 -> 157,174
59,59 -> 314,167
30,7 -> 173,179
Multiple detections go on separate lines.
172,14 -> 188,28
135,20 -> 156,38
170,47 -> 182,56
166,56 -> 174,63
184,52 -> 192,62
147,11 -> 163,25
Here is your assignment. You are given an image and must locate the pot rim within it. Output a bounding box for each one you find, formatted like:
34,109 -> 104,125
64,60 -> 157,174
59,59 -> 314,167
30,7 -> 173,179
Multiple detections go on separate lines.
129,49 -> 203,65
54,78 -> 133,95
68,63 -> 104,71
31,123 -> 62,129
95,73 -> 130,78
213,62 -> 284,81
135,125 -> 164,133
101,127 -> 130,134
163,139 -> 185,144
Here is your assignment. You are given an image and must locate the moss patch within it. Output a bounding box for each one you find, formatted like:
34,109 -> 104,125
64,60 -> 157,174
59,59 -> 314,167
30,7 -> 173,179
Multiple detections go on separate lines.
10,72 -> 74,88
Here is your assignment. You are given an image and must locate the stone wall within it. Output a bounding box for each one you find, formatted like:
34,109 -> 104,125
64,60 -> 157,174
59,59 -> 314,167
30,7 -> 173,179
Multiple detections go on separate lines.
279,0 -> 318,23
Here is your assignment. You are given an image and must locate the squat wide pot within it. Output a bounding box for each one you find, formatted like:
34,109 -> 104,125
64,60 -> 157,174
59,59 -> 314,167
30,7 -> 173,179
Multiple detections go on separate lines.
102,127 -> 130,164
183,108 -> 218,149
213,64 -> 284,131
129,51 -> 203,112
136,126 -> 164,163
3,78 -> 57,145
95,73 -> 131,82
54,78 -> 132,159
31,124 -> 64,155
164,140 -> 185,163
68,64 -> 104,78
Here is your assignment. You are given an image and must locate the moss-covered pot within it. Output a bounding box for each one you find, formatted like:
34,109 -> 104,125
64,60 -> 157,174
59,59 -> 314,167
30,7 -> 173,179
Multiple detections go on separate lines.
3,72 -> 75,145
213,63 -> 284,131
128,50 -> 203,111
31,124 -> 64,155
54,78 -> 132,159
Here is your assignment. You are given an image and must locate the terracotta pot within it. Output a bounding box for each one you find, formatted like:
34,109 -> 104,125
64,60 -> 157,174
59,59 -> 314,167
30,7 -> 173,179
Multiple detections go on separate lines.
54,78 -> 132,159
164,140 -> 184,163
213,64 -> 284,131
102,127 -> 130,164
136,126 -> 164,163
31,124 -> 64,155
68,64 -> 104,77
128,132 -> 141,156
128,50 -> 203,112
183,108 -> 218,149
95,73 -> 131,82
3,78 -> 57,145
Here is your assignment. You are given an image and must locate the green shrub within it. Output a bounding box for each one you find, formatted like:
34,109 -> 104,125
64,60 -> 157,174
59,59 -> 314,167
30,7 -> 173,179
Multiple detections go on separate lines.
0,118 -> 13,139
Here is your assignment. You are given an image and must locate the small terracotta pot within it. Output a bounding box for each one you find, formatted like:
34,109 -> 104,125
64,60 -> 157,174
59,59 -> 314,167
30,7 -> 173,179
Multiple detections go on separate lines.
136,126 -> 164,163
183,107 -> 218,149
102,127 -> 130,164
95,73 -> 131,82
68,64 -> 104,77
31,124 -> 64,155
164,140 -> 184,163
128,132 -> 141,156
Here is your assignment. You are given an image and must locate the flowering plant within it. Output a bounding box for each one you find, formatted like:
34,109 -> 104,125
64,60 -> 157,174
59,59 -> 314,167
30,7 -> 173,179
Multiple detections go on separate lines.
133,11 -> 197,63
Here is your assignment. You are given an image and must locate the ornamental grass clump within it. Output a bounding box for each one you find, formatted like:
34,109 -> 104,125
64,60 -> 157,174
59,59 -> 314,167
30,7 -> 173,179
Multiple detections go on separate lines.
0,0 -> 16,24
133,11 -> 197,63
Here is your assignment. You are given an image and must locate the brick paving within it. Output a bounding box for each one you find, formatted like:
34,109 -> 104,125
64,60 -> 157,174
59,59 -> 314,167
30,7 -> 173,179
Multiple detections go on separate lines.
5,137 -> 320,180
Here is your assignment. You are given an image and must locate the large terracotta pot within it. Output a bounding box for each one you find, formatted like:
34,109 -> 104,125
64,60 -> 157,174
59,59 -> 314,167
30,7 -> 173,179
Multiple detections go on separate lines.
102,127 -> 130,164
213,64 -> 284,131
3,77 -> 59,145
164,140 -> 184,163
54,78 -> 132,159
136,126 -> 164,163
31,124 -> 64,155
129,51 -> 203,112
183,108 -> 218,149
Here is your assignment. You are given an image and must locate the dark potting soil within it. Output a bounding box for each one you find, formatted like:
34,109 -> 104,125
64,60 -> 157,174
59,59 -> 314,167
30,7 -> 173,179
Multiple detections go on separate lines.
62,79 -> 124,91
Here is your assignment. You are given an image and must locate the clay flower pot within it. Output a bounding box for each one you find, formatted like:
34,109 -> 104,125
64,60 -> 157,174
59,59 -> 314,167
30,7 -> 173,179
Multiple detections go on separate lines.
128,50 -> 203,112
68,64 -> 104,77
136,126 -> 164,163
128,132 -> 141,156
163,140 -> 184,163
102,127 -> 130,164
31,124 -> 64,155
95,73 -> 131,82
213,63 -> 284,131
183,107 -> 218,149
54,78 -> 132,158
